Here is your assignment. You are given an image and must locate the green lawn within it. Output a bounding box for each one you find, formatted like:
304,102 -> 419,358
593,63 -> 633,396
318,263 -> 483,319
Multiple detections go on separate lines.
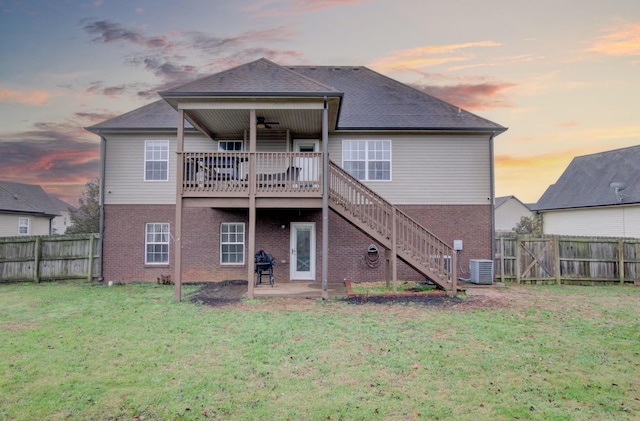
0,281 -> 638,420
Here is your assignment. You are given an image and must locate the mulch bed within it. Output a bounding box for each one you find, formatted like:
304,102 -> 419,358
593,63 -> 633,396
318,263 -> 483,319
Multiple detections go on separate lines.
189,280 -> 471,308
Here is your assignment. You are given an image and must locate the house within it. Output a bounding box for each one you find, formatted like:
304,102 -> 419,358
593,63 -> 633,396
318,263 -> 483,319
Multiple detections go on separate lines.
48,195 -> 74,235
533,145 -> 640,237
494,195 -> 532,233
87,58 -> 506,299
0,181 -> 60,237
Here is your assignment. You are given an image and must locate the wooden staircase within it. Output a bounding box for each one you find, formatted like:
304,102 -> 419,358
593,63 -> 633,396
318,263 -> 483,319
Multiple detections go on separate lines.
328,161 -> 457,294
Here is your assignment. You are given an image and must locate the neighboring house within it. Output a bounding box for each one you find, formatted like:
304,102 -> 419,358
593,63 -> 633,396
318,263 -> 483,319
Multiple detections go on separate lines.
87,58 -> 506,298
48,195 -> 74,234
0,181 -> 60,237
533,145 -> 640,237
494,195 -> 532,233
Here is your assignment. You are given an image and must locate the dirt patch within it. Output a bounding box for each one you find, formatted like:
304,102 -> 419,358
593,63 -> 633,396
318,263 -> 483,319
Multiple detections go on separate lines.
189,280 -> 248,307
189,280 -> 517,309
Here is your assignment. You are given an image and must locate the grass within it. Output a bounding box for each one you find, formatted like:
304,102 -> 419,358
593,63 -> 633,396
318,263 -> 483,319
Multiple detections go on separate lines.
0,281 -> 638,420
349,280 -> 437,294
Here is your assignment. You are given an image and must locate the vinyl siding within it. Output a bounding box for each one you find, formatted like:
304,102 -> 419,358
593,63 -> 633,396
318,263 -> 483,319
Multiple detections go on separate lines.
542,206 -> 640,237
495,199 -> 532,232
104,131 -> 492,206
104,132 -> 213,205
0,214 -> 51,236
328,133 -> 491,205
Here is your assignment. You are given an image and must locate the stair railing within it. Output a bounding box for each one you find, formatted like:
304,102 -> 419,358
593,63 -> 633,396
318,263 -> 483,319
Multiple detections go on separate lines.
328,161 -> 455,283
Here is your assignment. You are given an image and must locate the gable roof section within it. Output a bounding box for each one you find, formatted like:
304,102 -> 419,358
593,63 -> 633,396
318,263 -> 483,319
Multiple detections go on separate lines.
533,145 -> 640,211
495,195 -> 530,210
290,65 -> 506,131
0,181 -> 60,216
48,195 -> 74,212
87,100 -> 193,132
161,58 -> 340,97
87,58 -> 506,133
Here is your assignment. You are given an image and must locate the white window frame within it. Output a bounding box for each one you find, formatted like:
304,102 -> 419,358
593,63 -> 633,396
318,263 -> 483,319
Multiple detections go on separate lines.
218,140 -> 243,151
18,217 -> 30,235
145,223 -> 170,265
220,222 -> 245,265
342,139 -> 392,181
218,141 -> 244,178
144,140 -> 169,181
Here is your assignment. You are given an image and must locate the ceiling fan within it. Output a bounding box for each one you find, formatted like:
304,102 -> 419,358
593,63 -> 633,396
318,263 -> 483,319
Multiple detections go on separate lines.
256,116 -> 279,129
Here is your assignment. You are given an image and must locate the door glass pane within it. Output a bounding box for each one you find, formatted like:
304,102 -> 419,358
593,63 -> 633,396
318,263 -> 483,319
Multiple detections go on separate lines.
296,227 -> 311,272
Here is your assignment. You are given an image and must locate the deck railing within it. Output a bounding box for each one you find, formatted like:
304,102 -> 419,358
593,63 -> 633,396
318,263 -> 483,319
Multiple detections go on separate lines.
181,151 -> 322,195
328,161 -> 455,284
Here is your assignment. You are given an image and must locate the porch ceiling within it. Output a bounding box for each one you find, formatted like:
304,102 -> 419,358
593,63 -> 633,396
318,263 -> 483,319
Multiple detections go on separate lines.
179,97 -> 341,139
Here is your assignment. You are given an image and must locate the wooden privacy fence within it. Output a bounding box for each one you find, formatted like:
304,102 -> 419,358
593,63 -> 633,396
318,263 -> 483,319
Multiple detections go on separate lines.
495,234 -> 640,285
0,234 -> 100,283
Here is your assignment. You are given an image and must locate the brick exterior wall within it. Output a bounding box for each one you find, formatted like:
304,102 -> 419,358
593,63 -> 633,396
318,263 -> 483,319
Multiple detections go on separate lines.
102,204 -> 491,284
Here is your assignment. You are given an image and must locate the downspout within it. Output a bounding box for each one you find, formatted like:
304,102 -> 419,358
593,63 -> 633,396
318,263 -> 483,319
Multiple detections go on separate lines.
322,96 -> 329,299
489,131 -> 496,271
98,133 -> 107,282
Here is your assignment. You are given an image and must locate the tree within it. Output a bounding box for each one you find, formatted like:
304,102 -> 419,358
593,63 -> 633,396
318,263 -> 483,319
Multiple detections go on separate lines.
67,178 -> 100,234
513,214 -> 543,235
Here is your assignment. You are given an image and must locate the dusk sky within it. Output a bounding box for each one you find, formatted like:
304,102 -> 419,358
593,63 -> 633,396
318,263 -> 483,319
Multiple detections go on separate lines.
1,0 -> 639,205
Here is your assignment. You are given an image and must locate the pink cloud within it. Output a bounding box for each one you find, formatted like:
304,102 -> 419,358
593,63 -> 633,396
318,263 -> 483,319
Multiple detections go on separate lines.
245,0 -> 371,17
588,24 -> 640,56
0,86 -> 51,105
412,81 -> 517,110
369,41 -> 502,73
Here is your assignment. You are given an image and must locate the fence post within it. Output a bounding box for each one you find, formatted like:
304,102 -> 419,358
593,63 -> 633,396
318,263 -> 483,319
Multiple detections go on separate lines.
499,236 -> 505,283
87,234 -> 95,282
618,239 -> 625,285
34,237 -> 41,283
515,236 -> 522,284
554,235 -> 561,285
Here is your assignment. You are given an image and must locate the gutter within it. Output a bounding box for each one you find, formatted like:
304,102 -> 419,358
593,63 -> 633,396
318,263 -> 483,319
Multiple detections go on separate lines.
98,133 -> 107,282
489,131 -> 496,266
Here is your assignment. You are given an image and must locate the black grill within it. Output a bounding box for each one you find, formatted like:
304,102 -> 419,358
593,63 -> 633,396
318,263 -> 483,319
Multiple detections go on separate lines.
254,250 -> 275,287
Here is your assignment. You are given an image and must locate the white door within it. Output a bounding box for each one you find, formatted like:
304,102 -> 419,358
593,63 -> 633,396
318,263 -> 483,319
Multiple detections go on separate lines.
293,139 -> 319,183
290,222 -> 316,280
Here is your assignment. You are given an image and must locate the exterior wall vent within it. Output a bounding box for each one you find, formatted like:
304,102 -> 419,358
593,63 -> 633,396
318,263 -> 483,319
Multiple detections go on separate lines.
469,259 -> 494,284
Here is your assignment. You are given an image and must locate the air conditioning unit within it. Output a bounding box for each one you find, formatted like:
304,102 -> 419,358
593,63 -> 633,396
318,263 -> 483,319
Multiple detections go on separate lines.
469,259 -> 494,284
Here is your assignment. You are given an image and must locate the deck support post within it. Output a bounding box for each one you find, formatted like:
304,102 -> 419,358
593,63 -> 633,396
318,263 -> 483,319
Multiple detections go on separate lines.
174,109 -> 185,301
322,98 -> 329,299
247,109 -> 257,299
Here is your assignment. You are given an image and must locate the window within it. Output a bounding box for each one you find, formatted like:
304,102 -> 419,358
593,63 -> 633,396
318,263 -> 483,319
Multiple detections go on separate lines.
217,141 -> 244,178
145,223 -> 170,264
221,223 -> 245,264
145,140 -> 169,181
18,217 -> 30,235
218,140 -> 243,151
342,140 -> 391,180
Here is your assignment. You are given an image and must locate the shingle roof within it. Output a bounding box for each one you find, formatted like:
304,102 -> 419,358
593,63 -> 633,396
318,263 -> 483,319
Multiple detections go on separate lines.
0,181 -> 60,216
161,58 -> 340,96
533,145 -> 640,211
87,58 -> 506,132
290,65 -> 505,130
88,100 -> 193,132
48,195 -> 74,212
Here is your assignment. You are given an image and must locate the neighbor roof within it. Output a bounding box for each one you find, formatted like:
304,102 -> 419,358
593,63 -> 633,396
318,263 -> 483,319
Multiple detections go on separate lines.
0,181 -> 60,216
88,58 -> 506,133
495,195 -> 531,210
533,145 -> 640,211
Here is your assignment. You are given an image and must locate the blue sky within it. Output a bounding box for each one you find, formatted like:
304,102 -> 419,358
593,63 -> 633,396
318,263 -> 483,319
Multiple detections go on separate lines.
1,0 -> 639,204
